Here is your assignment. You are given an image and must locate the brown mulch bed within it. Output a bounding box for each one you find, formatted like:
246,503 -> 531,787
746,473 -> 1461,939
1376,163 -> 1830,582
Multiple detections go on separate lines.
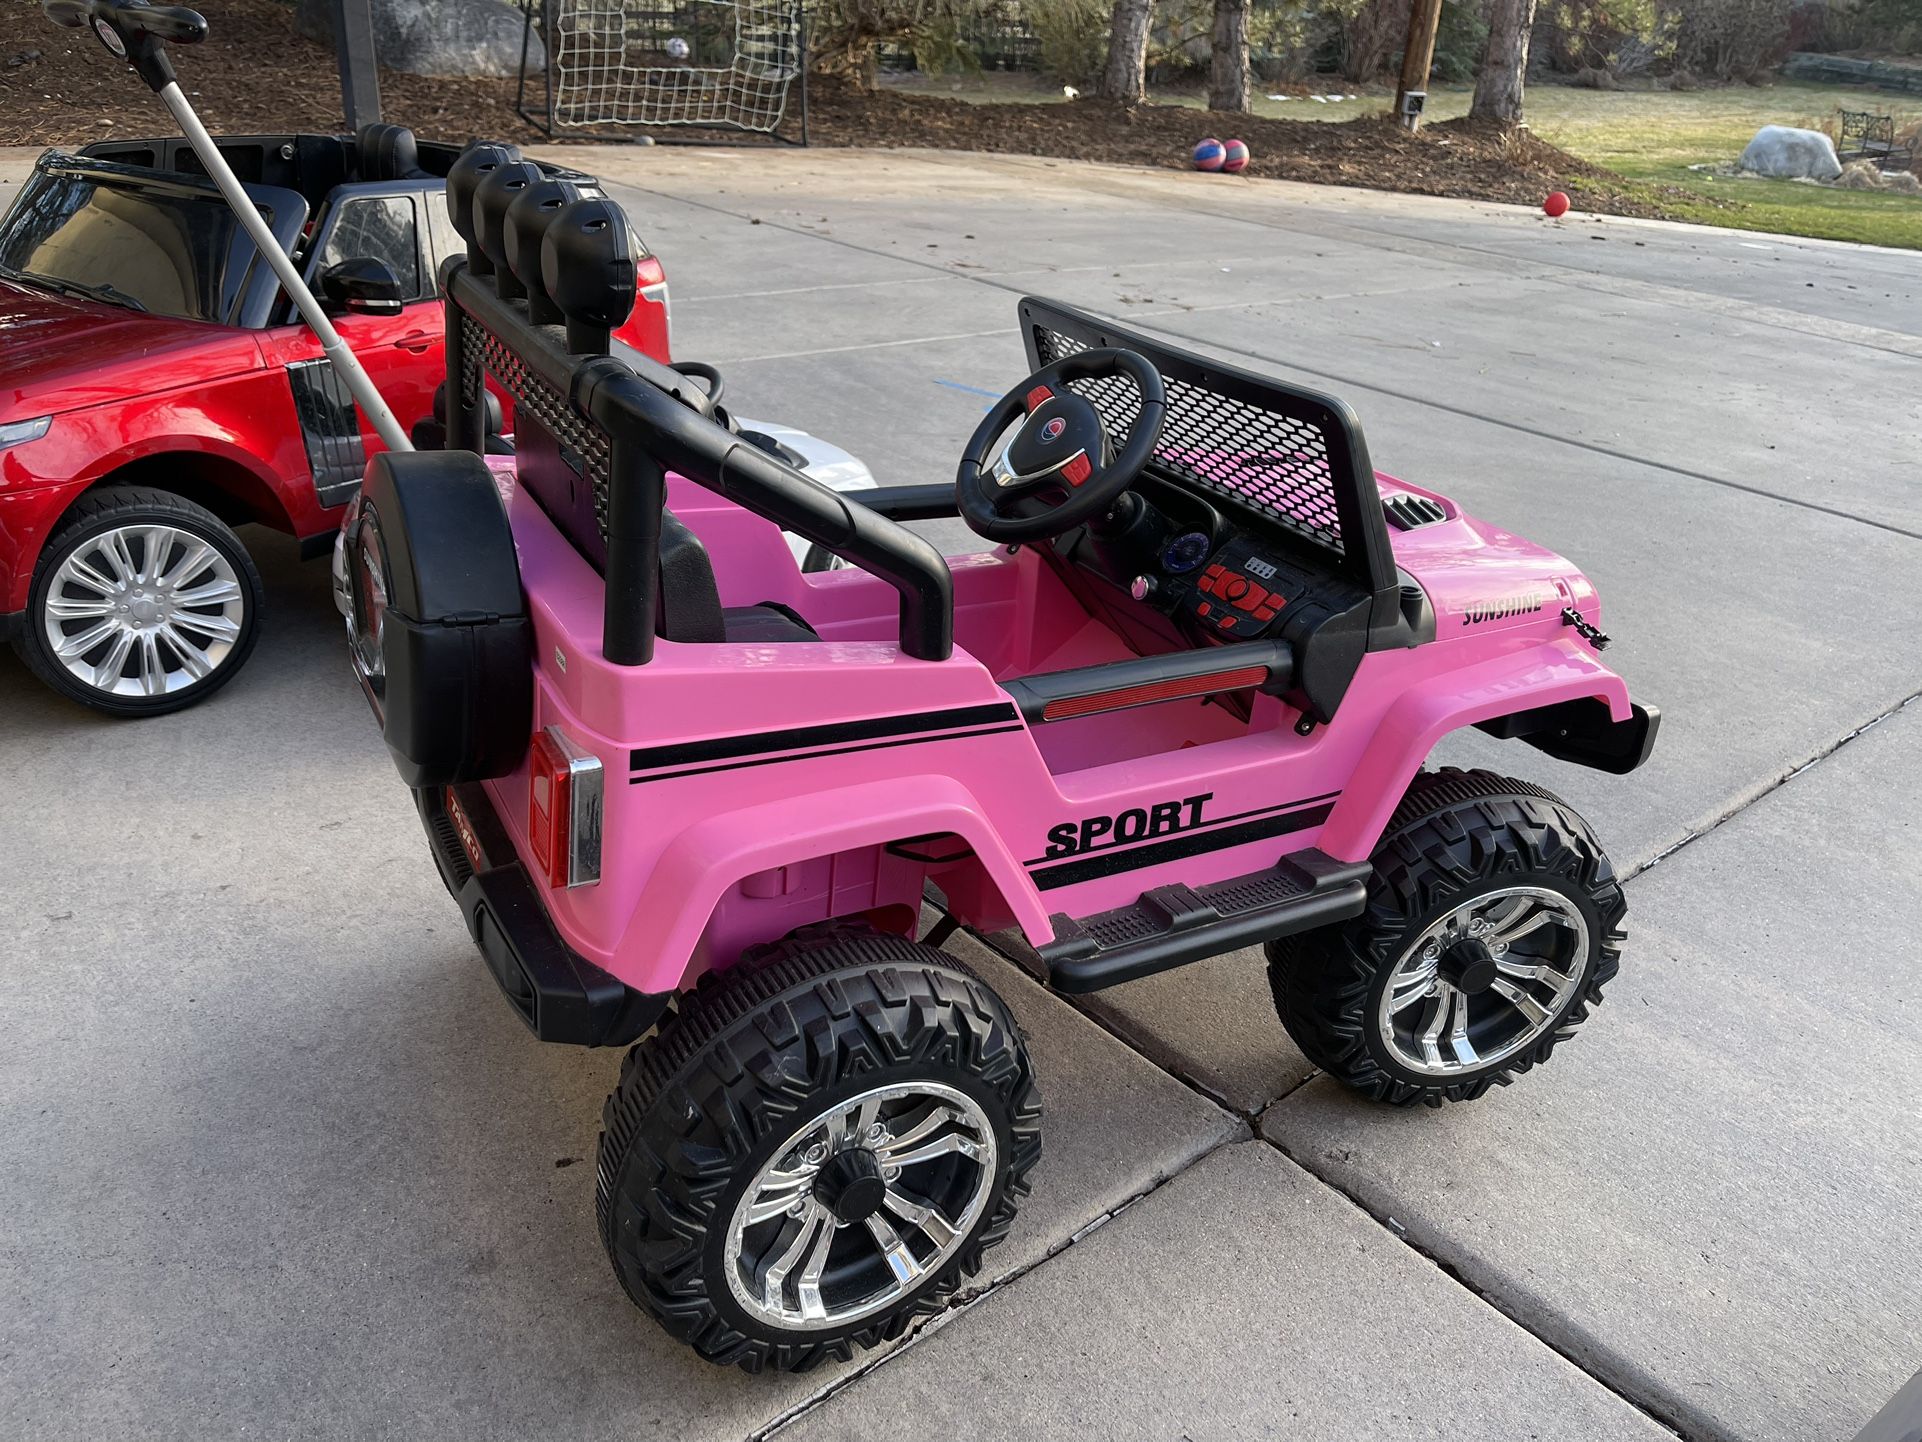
2,0 -> 1698,220
0,0 -> 542,147
807,80 -> 1691,217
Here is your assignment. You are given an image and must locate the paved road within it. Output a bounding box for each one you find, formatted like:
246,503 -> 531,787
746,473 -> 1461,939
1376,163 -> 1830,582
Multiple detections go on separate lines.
1,146 -> 1917,1441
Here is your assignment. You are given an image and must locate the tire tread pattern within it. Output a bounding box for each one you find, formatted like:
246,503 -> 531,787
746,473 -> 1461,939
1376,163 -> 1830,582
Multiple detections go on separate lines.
1268,767 -> 1626,1107
594,923 -> 1042,1372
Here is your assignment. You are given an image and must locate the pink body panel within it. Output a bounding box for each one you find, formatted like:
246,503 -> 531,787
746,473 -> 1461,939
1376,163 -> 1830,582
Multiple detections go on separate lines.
483,464 -> 1630,996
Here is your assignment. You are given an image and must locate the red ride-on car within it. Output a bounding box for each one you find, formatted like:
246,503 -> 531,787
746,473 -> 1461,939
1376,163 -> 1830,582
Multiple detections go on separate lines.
0,128 -> 672,716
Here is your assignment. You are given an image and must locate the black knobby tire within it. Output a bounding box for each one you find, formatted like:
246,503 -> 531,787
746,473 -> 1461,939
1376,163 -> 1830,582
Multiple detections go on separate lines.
1267,768 -> 1626,1107
14,486 -> 263,718
595,925 -> 1043,1372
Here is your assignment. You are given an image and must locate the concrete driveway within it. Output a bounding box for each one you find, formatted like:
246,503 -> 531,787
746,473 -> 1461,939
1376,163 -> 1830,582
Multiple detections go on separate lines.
1,145 -> 1917,1441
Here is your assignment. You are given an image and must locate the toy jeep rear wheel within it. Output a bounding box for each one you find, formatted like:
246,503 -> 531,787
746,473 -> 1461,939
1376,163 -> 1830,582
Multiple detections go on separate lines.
1267,768 -> 1626,1107
596,925 -> 1042,1372
15,486 -> 262,717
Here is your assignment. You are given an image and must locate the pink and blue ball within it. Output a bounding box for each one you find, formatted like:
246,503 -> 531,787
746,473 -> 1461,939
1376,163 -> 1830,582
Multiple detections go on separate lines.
1222,139 -> 1250,173
1192,137 -> 1226,172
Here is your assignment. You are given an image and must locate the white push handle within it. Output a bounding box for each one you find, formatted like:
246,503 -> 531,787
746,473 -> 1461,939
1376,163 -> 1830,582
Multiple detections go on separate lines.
158,82 -> 413,453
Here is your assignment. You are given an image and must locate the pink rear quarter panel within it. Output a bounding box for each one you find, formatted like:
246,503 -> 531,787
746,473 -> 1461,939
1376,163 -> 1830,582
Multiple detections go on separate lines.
484,465 -> 1632,996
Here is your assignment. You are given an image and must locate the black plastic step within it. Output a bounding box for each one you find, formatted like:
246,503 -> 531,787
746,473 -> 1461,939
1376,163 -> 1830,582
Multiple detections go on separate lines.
1038,848 -> 1372,993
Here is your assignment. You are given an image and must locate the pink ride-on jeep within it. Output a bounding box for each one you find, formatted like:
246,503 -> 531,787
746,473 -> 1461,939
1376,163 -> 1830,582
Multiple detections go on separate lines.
341,151 -> 1658,1372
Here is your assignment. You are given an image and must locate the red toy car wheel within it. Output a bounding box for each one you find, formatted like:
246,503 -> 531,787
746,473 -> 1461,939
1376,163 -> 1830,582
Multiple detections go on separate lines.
14,485 -> 263,717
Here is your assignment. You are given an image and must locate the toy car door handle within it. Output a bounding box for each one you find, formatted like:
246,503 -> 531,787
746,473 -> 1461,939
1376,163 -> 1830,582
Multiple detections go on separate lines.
391,331 -> 436,353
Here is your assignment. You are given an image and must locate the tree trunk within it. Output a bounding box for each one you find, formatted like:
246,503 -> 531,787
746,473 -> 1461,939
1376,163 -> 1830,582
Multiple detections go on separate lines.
1470,0 -> 1537,124
1393,0 -> 1443,129
1100,0 -> 1152,106
1208,0 -> 1250,112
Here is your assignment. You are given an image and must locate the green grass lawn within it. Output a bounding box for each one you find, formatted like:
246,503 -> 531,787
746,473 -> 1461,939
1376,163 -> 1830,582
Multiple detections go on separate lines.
902,72 -> 1922,247
1257,79 -> 1922,248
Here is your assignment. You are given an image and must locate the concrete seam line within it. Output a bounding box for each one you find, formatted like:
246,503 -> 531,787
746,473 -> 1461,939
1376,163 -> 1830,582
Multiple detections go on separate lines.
1149,190 -> 1922,363
1115,312 -> 1922,545
1253,1130 -> 1694,1441
751,1129 -> 1251,1441
712,325 -> 1019,365
624,179 -> 1922,546
957,924 -> 1256,1119
1625,689 -> 1921,883
675,275 -> 954,305
1330,220 -> 1922,362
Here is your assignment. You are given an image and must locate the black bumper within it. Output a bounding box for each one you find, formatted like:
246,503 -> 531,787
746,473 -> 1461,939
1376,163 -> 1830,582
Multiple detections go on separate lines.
1478,698 -> 1661,776
415,783 -> 667,1047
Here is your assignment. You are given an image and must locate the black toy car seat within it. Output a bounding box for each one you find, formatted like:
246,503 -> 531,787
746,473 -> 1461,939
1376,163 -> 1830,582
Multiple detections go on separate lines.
354,123 -> 431,182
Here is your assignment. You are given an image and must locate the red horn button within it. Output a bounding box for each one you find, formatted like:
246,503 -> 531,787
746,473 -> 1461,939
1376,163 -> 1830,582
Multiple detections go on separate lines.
1062,454 -> 1093,486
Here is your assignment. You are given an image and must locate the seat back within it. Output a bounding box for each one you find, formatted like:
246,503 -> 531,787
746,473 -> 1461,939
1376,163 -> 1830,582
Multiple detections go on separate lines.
354,123 -> 427,181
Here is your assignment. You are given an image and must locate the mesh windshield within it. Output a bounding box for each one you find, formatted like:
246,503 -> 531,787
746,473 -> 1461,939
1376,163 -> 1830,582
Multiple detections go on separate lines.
1030,323 -> 1346,556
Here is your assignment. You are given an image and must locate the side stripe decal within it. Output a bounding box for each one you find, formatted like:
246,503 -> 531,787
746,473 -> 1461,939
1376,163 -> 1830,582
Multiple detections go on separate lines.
1027,799 -> 1338,891
629,702 -> 1021,779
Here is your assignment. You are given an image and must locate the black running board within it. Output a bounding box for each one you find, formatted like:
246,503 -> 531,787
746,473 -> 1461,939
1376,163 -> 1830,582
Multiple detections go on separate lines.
1038,848 -> 1372,993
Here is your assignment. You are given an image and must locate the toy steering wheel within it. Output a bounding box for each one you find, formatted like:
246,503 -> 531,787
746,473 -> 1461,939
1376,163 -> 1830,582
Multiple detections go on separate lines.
956,349 -> 1167,543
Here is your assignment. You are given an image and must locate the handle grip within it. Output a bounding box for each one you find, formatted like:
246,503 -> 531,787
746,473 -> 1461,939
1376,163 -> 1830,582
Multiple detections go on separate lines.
44,0 -> 207,90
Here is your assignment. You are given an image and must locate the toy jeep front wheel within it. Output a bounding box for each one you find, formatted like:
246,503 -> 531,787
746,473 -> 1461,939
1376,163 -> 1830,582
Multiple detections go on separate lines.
1268,769 -> 1626,1107
596,926 -> 1042,1371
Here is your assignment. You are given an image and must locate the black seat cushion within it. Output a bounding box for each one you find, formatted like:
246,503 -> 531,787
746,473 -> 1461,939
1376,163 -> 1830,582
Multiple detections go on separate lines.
657,511 -> 816,645
723,602 -> 819,645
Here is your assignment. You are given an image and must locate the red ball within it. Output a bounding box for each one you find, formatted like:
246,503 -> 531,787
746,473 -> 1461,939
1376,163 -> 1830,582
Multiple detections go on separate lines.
1543,190 -> 1570,218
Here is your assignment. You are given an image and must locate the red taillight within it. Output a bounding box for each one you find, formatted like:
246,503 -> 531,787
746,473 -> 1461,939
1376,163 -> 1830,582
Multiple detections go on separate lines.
634,255 -> 666,290
527,727 -> 604,889
528,730 -> 573,888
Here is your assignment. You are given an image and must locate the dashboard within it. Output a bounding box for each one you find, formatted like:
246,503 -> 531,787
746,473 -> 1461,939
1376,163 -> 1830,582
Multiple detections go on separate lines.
1060,473 -> 1357,648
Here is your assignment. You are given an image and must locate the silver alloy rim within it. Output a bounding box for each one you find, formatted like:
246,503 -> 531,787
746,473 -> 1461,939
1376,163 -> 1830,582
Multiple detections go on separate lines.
40,523 -> 245,698
723,1081 -> 998,1332
347,518 -> 388,694
1375,886 -> 1589,1077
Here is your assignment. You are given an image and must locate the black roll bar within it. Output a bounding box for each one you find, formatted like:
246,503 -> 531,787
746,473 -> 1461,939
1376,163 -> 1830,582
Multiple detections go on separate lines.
580,365 -> 954,664
444,262 -> 953,666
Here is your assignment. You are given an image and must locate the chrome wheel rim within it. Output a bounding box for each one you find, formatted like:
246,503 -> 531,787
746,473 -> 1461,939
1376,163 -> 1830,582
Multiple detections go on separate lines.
41,523 -> 245,698
347,518 -> 388,697
1376,886 -> 1589,1077
723,1081 -> 998,1332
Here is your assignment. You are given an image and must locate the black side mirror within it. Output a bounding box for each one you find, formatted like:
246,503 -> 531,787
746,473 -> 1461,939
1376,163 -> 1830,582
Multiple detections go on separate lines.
319,258 -> 404,317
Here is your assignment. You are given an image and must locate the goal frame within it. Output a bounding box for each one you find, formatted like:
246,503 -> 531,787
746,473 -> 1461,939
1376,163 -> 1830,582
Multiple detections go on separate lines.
514,0 -> 810,146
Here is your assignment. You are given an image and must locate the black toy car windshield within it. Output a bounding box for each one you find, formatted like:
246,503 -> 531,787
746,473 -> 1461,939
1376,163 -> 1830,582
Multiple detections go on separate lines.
0,156 -> 300,326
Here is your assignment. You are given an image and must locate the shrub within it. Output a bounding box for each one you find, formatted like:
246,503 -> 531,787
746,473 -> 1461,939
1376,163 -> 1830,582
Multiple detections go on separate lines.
1024,0 -> 1111,82
1534,0 -> 1673,76
1797,0 -> 1922,56
1431,0 -> 1490,81
812,0 -> 985,81
1666,0 -> 1793,81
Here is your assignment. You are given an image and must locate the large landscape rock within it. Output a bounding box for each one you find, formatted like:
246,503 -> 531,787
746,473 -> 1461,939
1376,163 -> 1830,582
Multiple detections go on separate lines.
1738,124 -> 1843,181
296,0 -> 544,79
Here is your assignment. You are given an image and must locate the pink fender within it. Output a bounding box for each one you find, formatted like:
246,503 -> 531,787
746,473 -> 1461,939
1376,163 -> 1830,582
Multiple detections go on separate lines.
1317,638 -> 1632,863
617,774 -> 1050,993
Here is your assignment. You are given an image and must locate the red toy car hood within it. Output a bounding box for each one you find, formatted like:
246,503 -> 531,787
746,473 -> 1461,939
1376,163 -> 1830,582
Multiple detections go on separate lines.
0,277 -> 262,422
